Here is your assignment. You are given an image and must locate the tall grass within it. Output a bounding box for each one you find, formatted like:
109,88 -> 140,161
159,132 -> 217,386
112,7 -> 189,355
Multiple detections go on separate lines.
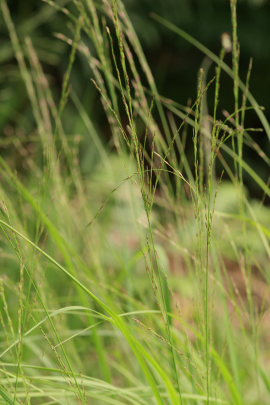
0,0 -> 270,404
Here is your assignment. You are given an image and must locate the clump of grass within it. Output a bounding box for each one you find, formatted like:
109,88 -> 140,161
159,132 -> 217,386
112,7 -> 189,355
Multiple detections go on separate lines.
0,0 -> 270,404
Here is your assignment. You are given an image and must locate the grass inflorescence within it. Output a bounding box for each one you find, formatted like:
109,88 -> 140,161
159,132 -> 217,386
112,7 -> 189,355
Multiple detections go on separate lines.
0,0 -> 269,404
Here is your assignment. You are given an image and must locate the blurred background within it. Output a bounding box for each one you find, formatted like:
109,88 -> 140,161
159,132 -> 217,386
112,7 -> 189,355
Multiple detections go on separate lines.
1,0 -> 270,199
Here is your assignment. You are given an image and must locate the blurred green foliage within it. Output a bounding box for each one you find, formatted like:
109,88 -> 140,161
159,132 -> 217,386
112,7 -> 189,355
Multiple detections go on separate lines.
1,0 -> 269,198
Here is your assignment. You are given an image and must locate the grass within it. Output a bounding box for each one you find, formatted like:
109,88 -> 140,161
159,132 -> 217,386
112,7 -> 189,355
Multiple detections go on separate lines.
0,0 -> 270,404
